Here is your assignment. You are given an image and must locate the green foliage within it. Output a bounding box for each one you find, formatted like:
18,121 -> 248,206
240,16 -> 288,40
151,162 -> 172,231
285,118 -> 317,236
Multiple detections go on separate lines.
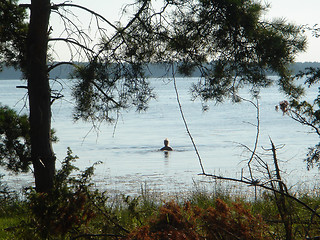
165,0 -> 306,102
0,174 -> 24,218
0,174 -> 27,239
71,0 -> 306,122
120,194 -> 158,229
0,0 -> 28,71
291,88 -> 320,169
3,177 -> 320,239
279,65 -> 320,170
0,104 -> 57,173
0,105 -> 31,172
11,148 -> 97,239
72,61 -> 156,122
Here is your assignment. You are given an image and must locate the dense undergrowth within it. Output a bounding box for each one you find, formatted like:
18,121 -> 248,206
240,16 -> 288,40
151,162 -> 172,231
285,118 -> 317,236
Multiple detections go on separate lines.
1,149 -> 320,239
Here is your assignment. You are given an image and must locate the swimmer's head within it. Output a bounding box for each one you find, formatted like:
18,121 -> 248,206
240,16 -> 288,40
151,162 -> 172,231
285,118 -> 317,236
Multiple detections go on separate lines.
164,138 -> 169,146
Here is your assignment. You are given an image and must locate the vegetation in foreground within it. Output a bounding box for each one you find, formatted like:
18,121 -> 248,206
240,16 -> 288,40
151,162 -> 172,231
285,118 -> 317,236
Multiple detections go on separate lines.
0,149 -> 320,240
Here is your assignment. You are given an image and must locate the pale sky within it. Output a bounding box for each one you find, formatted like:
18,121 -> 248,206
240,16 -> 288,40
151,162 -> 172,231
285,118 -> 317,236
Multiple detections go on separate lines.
19,0 -> 320,62
264,0 -> 320,62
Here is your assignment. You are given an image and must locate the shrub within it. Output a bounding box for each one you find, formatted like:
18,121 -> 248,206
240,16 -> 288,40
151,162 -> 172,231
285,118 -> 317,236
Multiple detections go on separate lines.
126,201 -> 200,240
0,104 -> 58,173
201,198 -> 271,240
12,148 -> 97,239
125,198 -> 270,240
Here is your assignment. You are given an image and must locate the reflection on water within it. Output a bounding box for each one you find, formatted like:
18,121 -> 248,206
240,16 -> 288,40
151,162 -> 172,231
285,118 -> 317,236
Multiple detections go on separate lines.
163,151 -> 170,167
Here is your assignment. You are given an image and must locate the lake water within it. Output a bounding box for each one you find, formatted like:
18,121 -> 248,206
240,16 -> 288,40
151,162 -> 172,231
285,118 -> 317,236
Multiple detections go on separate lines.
1,77 -> 320,196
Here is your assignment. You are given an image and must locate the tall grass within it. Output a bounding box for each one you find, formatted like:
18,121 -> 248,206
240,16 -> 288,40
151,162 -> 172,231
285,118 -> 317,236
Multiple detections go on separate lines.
1,179 -> 320,239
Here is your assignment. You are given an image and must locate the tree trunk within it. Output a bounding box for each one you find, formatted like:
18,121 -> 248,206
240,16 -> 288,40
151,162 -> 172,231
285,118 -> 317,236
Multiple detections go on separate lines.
26,0 -> 55,192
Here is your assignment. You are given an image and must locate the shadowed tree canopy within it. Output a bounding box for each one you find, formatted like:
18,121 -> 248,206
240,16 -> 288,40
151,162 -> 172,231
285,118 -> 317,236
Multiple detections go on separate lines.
72,0 -> 306,122
0,105 -> 30,173
0,0 -> 306,192
0,105 -> 58,173
0,0 -> 28,71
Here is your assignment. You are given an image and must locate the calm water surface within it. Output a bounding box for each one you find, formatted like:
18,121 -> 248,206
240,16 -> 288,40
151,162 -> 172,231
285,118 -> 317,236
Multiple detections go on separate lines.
0,77 -> 319,195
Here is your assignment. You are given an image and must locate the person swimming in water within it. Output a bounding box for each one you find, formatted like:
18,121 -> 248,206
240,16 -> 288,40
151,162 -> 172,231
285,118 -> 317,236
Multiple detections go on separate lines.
160,138 -> 173,151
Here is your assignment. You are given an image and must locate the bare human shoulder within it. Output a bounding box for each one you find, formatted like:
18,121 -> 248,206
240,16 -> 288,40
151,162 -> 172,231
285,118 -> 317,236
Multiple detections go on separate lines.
160,138 -> 173,151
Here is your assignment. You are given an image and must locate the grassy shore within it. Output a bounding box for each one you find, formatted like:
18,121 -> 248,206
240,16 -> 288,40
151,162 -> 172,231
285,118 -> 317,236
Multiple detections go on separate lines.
1,149 -> 320,239
1,181 -> 320,240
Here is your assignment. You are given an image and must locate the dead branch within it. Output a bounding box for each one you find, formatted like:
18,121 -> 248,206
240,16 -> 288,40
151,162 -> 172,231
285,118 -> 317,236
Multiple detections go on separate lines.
49,38 -> 95,54
201,171 -> 320,219
270,138 -> 293,240
172,63 -> 205,174
95,0 -> 152,61
53,3 -> 118,31
52,9 -> 93,45
241,97 -> 260,181
117,0 -> 151,34
47,61 -> 76,72
290,110 -> 320,136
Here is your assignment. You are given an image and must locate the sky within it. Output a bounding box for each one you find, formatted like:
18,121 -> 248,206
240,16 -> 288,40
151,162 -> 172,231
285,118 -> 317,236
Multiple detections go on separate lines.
264,0 -> 320,62
18,0 -> 320,62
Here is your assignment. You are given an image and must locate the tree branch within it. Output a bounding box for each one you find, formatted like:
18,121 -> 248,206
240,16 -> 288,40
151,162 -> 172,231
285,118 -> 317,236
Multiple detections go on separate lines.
118,0 -> 150,34
290,110 -> 320,136
172,63 -> 205,174
49,38 -> 95,54
18,4 -> 31,9
48,61 -> 76,72
53,3 -> 118,31
201,172 -> 320,220
92,0 -> 151,61
91,81 -> 120,107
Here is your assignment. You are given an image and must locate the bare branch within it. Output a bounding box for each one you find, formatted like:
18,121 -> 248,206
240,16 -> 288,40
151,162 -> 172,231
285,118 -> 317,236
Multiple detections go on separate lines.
48,61 -> 76,72
172,63 -> 205,174
91,0 -> 152,61
118,0 -> 150,34
52,9 -> 93,43
18,4 -> 31,8
290,110 -> 320,136
201,172 -> 320,220
238,96 -> 260,181
53,3 -> 118,31
49,38 -> 95,54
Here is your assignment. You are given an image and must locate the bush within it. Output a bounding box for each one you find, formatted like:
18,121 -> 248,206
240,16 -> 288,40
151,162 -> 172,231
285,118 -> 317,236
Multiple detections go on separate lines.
0,104 -> 57,173
126,201 -> 200,240
125,198 -> 270,240
201,198 -> 270,240
0,105 -> 31,172
11,148 -> 97,239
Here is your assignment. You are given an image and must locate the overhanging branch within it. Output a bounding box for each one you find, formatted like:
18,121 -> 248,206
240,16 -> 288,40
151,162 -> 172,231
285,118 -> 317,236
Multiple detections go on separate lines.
290,110 -> 320,136
53,3 -> 118,31
49,38 -> 95,54
91,81 -> 120,107
48,61 -> 76,72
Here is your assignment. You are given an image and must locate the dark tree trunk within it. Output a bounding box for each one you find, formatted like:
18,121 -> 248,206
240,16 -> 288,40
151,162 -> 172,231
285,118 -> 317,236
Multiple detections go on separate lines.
26,0 -> 55,192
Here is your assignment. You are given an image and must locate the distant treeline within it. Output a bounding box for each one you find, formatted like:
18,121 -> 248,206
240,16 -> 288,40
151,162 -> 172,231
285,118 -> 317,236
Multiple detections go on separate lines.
1,62 -> 320,80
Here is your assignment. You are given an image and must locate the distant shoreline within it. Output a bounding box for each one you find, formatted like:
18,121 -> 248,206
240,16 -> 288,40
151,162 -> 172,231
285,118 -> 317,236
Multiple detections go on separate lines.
1,62 -> 320,80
